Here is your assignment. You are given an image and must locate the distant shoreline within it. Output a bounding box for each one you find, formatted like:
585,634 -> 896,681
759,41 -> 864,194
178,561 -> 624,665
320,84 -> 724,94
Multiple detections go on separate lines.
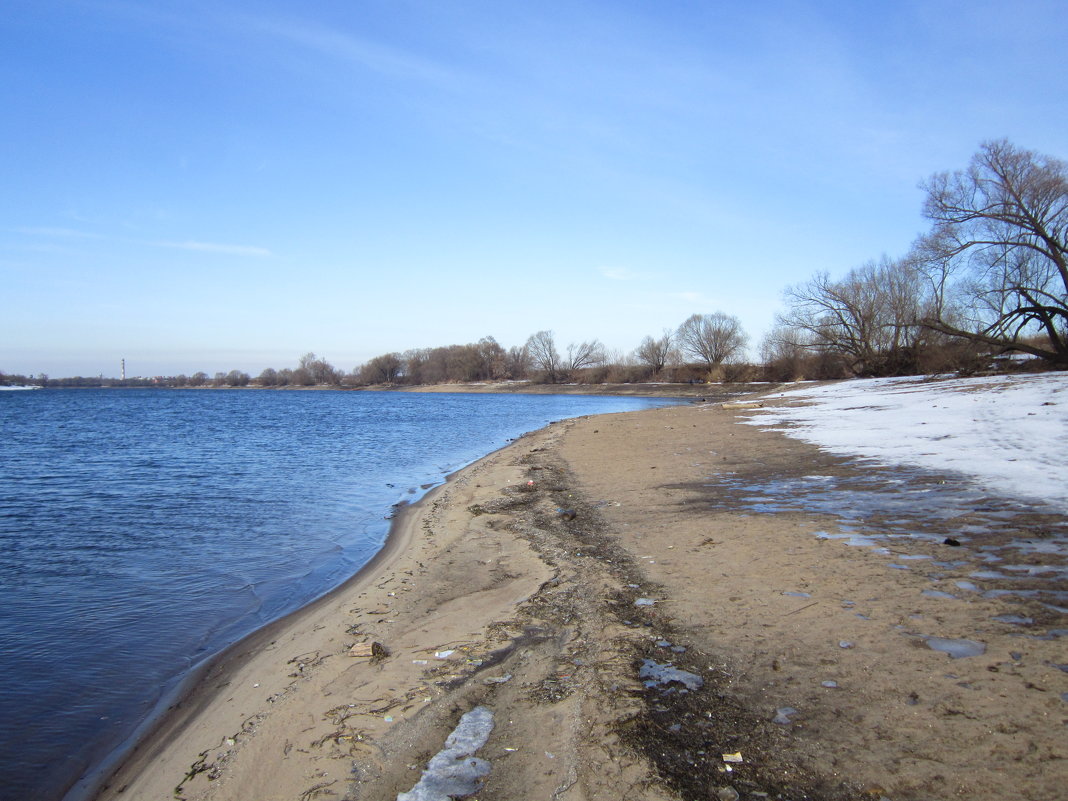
31,381 -> 780,399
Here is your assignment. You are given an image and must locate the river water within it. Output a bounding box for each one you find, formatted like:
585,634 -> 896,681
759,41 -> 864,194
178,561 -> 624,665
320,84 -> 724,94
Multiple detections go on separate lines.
0,389 -> 674,800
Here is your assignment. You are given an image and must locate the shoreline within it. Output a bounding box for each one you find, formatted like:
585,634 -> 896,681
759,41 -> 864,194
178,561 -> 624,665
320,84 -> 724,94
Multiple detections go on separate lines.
86,419 -> 581,801
78,463 -> 464,801
56,394 -> 683,801
88,396 -> 1066,801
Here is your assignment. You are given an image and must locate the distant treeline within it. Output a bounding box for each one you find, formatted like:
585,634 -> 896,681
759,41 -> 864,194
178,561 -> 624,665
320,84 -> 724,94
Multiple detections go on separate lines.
5,140 -> 1063,388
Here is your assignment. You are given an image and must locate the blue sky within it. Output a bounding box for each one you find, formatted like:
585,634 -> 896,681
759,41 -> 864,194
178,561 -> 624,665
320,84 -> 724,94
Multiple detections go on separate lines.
3,0 -> 1065,377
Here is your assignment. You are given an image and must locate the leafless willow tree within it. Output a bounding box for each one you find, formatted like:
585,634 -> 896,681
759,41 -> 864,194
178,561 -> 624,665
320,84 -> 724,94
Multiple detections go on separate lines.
566,339 -> 607,373
776,257 -> 928,376
913,139 -> 1068,365
675,312 -> 748,371
526,330 -> 562,383
635,329 -> 675,374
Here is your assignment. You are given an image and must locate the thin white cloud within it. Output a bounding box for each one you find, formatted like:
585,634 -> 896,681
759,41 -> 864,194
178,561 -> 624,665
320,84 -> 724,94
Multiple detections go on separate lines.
247,16 -> 472,93
10,227 -> 271,257
155,241 -> 272,257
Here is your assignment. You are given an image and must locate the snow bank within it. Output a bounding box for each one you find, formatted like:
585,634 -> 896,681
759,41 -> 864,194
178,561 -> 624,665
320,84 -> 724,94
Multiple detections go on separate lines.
742,373 -> 1068,511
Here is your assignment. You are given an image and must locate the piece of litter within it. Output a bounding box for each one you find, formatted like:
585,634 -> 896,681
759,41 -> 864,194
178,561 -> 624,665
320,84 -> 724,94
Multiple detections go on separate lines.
412,659 -> 428,665
838,640 -> 855,649
821,680 -> 838,689
503,747 -> 518,752
635,598 -> 656,607
483,673 -> 512,685
722,752 -> 744,763
434,650 -> 455,659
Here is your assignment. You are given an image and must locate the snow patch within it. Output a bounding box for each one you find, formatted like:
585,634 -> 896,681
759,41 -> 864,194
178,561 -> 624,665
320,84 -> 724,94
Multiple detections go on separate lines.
397,706 -> 494,801
743,373 -> 1068,510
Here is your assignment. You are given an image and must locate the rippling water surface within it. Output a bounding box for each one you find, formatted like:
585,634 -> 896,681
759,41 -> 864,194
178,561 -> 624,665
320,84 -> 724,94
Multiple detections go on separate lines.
0,389 -> 673,800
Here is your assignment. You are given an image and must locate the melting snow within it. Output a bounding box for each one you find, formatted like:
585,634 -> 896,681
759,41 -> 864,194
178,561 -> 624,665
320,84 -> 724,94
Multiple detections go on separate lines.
639,659 -> 704,691
397,706 -> 494,801
742,373 -> 1068,511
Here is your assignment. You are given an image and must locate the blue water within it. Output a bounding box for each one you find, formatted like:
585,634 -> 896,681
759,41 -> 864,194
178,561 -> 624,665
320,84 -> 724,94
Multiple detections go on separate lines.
0,389 -> 675,801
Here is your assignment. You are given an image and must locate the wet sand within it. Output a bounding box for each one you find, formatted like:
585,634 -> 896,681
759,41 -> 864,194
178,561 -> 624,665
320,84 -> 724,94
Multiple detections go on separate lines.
91,396 -> 1067,801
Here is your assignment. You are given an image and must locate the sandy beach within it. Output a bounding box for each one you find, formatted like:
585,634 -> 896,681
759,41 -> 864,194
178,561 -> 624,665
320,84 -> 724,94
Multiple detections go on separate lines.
91,393 -> 1066,801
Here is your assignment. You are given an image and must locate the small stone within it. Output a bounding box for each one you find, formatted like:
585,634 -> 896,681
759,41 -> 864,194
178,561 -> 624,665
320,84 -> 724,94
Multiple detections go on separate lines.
349,642 -> 374,658
716,787 -> 740,801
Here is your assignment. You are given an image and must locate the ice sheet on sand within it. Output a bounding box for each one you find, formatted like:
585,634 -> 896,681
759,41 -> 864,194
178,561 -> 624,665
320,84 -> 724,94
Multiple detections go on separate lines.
639,659 -> 704,691
742,373 -> 1068,511
397,706 -> 494,801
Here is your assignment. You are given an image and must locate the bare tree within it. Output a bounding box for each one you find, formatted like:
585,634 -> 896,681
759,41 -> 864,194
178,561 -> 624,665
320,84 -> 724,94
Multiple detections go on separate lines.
635,329 -> 675,374
777,257 -> 927,375
505,344 -> 530,379
566,339 -> 607,374
476,336 -> 508,380
911,139 -> 1068,365
676,312 -> 748,370
290,367 -> 314,386
298,352 -> 341,385
225,369 -> 250,387
359,353 -> 403,385
760,325 -> 806,380
526,330 -> 562,383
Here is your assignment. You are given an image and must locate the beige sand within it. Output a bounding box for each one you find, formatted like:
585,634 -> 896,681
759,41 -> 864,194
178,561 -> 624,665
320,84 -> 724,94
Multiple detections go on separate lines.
92,399 -> 1067,801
